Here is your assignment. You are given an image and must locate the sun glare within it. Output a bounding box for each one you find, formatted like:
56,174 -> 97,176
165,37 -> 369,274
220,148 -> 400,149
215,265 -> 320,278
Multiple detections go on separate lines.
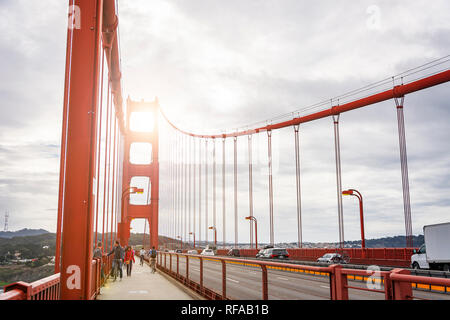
129,112 -> 155,132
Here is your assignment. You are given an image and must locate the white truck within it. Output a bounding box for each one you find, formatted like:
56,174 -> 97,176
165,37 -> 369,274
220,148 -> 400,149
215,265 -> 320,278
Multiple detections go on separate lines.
411,222 -> 450,272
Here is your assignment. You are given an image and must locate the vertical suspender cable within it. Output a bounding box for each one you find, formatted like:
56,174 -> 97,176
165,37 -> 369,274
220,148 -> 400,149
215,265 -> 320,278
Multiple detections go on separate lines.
333,114 -> 344,248
234,136 -> 238,248
105,86 -> 113,251
199,139 -> 202,245
110,116 -> 117,250
248,134 -> 254,248
294,125 -> 303,248
267,130 -> 274,246
175,133 -> 179,246
94,51 -> 105,247
193,137 -> 196,247
222,138 -> 226,248
395,97 -> 413,247
189,136 -> 192,243
213,138 -> 216,231
114,129 -> 118,242
185,134 -> 188,245
102,80 -> 111,248
205,139 -> 209,243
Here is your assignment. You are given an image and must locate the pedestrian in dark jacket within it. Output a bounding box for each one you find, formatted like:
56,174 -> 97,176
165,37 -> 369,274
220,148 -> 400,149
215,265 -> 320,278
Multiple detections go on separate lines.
107,241 -> 123,279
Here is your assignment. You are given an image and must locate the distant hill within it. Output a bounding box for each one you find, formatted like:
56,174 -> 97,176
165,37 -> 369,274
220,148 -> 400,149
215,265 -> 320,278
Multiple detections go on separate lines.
0,228 -> 50,239
342,235 -> 424,248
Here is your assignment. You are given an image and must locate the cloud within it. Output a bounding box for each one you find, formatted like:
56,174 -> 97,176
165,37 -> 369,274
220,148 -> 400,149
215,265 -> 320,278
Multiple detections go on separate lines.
1,1 -> 450,245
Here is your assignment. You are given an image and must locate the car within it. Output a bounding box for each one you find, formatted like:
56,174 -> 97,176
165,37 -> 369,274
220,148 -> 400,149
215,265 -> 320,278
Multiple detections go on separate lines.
175,249 -> 183,253
201,249 -> 215,256
256,249 -> 267,258
317,253 -> 347,264
227,248 -> 240,257
260,248 -> 290,259
187,250 -> 198,254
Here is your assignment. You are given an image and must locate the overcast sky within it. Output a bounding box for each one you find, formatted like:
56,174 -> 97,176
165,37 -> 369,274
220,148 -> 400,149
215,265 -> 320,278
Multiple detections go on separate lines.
0,1 -> 449,245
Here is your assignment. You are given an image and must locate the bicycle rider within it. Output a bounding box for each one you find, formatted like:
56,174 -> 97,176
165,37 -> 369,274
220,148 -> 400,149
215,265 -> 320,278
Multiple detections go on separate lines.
107,241 -> 124,280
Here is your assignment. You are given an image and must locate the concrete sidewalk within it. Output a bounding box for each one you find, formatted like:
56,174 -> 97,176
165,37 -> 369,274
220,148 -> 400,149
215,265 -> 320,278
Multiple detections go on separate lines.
97,260 -> 195,300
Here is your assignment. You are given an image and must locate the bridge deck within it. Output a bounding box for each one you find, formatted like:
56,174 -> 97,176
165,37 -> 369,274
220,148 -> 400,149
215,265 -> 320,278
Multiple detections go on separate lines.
97,261 -> 195,300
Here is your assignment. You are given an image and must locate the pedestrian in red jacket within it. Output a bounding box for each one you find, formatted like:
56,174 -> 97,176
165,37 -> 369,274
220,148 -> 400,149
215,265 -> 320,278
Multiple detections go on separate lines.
124,246 -> 135,277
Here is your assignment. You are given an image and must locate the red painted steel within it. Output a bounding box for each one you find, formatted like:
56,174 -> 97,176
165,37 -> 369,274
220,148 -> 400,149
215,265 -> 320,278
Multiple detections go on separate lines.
216,247 -> 416,267
119,98 -> 159,248
156,252 -> 450,300
160,70 -> 450,138
59,0 -> 104,300
343,189 -> 366,249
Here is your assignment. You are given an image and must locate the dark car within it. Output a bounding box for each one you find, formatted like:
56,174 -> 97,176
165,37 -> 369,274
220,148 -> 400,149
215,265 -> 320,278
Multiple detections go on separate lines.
227,248 -> 240,257
262,248 -> 290,259
175,249 -> 183,253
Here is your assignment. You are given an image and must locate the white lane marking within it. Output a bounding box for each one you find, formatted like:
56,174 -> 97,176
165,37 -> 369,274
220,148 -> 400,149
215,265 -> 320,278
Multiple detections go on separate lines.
193,268 -> 200,271
227,277 -> 240,283
320,285 -> 329,289
277,277 -> 289,281
128,290 -> 149,294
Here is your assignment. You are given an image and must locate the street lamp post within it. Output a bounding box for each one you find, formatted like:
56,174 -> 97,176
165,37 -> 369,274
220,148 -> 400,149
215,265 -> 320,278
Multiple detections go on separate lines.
120,187 -> 144,247
189,232 -> 195,249
208,226 -> 217,247
177,235 -> 182,250
342,189 -> 365,249
245,216 -> 258,250
121,187 -> 144,221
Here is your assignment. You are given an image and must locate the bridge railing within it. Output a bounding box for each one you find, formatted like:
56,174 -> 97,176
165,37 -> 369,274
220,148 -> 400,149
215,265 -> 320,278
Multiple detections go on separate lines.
156,251 -> 335,300
213,247 -> 416,267
0,254 -> 114,300
0,273 -> 61,300
155,252 -> 450,300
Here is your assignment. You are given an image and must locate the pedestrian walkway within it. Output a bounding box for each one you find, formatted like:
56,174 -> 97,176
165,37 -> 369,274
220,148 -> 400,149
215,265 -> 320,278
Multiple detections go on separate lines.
97,260 -> 195,300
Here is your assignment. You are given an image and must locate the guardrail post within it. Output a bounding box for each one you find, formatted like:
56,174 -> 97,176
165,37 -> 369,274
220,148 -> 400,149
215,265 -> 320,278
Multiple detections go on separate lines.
170,254 -> 172,273
391,269 -> 413,300
384,272 -> 393,300
329,264 -> 347,300
177,254 -> 180,278
221,260 -> 227,299
164,253 -> 167,269
261,264 -> 268,300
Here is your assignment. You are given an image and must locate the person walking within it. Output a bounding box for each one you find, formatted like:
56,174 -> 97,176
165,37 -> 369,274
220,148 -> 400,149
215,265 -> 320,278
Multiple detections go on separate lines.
107,241 -> 123,280
93,242 -> 104,284
139,247 -> 145,266
149,246 -> 157,274
124,246 -> 135,276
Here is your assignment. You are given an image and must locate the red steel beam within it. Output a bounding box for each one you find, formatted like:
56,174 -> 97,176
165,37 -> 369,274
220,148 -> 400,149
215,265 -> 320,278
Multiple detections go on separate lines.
59,0 -> 103,300
102,0 -> 124,133
161,70 -> 450,138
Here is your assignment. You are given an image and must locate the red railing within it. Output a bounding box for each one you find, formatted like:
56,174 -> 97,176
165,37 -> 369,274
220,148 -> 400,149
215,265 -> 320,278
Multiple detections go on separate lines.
0,254 -> 114,300
212,247 -> 416,267
0,273 -> 61,300
156,252 -> 450,300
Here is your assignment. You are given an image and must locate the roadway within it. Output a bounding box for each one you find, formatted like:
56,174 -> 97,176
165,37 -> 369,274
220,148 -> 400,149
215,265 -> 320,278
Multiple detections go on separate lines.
164,255 -> 450,300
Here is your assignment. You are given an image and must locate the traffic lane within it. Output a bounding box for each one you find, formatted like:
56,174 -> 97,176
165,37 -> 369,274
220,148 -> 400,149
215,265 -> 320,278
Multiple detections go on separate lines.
178,258 -> 265,300
178,258 -> 329,300
176,258 -> 357,299
184,258 -> 383,300
171,256 -> 450,300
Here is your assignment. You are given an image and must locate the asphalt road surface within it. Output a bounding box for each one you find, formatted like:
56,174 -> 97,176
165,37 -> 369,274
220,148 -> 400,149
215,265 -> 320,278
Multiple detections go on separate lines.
161,256 -> 450,300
